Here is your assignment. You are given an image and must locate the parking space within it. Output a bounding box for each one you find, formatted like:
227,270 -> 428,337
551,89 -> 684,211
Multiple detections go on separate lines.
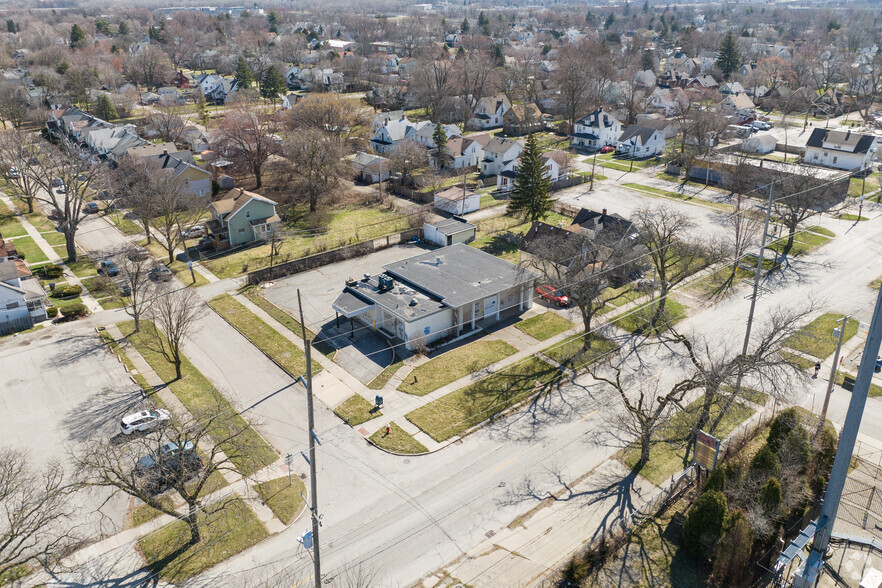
261,242 -> 432,330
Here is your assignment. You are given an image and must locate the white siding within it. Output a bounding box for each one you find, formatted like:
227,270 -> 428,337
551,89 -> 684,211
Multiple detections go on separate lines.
403,309 -> 455,350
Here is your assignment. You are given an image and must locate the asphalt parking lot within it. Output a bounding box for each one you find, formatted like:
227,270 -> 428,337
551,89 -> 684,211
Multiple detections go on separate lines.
0,323 -> 146,530
261,242 -> 431,329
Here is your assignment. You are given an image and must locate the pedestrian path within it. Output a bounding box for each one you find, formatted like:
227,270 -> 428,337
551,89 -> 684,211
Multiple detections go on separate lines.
0,194 -> 102,313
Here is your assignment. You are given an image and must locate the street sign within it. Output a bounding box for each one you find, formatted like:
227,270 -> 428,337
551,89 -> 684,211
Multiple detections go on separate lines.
694,430 -> 722,471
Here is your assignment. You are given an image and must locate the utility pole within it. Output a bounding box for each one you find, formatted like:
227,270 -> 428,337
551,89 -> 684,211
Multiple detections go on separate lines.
175,218 -> 197,285
819,315 -> 849,425
590,150 -> 597,191
793,287 -> 882,587
297,289 -> 321,588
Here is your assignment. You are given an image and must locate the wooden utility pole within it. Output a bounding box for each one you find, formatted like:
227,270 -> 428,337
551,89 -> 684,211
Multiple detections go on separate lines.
297,289 -> 321,588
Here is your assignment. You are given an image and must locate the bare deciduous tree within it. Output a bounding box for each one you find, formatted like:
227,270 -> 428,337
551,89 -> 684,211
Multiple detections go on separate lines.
284,93 -> 369,146
148,100 -> 187,144
770,168 -> 844,256
282,128 -> 350,212
116,245 -> 159,333
124,44 -> 175,93
0,448 -> 78,580
0,129 -> 41,213
552,40 -> 613,131
0,82 -> 30,129
213,98 -> 281,189
146,285 -> 203,380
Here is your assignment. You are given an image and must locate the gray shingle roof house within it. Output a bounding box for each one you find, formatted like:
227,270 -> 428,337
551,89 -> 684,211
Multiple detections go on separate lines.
206,189 -> 281,249
804,128 -> 878,171
332,243 -> 538,350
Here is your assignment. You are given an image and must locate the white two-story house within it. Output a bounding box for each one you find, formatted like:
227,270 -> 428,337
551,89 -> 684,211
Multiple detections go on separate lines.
497,150 -> 567,191
804,128 -> 878,172
616,125 -> 666,158
481,136 -> 524,177
370,116 -> 423,154
570,109 -> 622,151
444,135 -> 484,169
469,94 -> 511,130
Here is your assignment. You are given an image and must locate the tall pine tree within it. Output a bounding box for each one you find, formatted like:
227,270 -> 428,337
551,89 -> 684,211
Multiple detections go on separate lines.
70,24 -> 85,48
431,124 -> 450,169
715,31 -> 741,80
234,56 -> 254,89
508,133 -> 552,222
260,66 -> 286,103
93,94 -> 118,121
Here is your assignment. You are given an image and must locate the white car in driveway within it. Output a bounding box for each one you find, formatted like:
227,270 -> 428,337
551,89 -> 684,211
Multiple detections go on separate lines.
120,409 -> 171,435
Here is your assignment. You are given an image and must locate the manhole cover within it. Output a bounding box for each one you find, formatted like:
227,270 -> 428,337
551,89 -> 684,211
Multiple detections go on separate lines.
485,530 -> 495,539
300,473 -> 307,480
403,459 -> 411,464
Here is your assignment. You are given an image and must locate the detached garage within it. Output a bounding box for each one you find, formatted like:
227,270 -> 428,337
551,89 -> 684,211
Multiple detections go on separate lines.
423,217 -> 477,247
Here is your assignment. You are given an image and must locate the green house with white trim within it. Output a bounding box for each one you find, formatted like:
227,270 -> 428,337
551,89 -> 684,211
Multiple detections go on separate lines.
206,189 -> 281,249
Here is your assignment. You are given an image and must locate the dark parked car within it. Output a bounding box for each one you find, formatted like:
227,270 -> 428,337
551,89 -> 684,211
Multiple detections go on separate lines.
536,284 -> 569,307
84,202 -> 100,214
135,441 -> 203,489
98,259 -> 119,276
149,264 -> 173,282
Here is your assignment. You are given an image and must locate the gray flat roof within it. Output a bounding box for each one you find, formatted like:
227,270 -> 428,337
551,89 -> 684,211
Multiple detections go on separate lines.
383,243 -> 537,308
429,218 -> 477,236
339,275 -> 447,322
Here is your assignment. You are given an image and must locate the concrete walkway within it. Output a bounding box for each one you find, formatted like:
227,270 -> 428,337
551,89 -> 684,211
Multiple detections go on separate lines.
0,194 -> 102,313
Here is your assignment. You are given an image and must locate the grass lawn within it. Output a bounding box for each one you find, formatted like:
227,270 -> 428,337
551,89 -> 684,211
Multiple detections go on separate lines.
0,564 -> 31,586
469,211 -> 573,263
120,321 -> 278,476
241,288 -> 336,359
369,422 -> 428,454
253,476 -> 306,525
142,241 -> 209,288
407,356 -> 562,442
368,356 -> 404,390
687,266 -> 754,298
130,495 -> 177,528
208,294 -> 319,376
780,350 -> 817,371
515,312 -> 573,341
597,285 -> 644,315
0,200 -> 27,237
107,211 -> 146,236
138,496 -> 268,583
839,213 -> 868,222
40,230 -> 66,246
622,183 -> 732,212
81,275 -> 120,298
849,174 -> 881,198
397,339 -> 518,396
595,153 -> 659,172
0,323 -> 44,339
66,258 -> 98,279
769,229 -> 832,257
25,212 -> 56,233
334,394 -> 382,426
622,394 -> 755,485
587,490 -> 705,587
806,225 -> 835,237
543,333 -> 617,370
612,298 -> 687,335
203,206 -> 410,279
786,313 -> 859,359
834,371 -> 882,398
480,192 -> 509,209
9,235 -> 47,263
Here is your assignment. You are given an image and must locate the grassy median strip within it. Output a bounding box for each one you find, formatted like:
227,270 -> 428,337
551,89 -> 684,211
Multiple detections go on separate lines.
369,422 -> 428,454
612,298 -> 687,335
786,312 -> 858,360
334,394 -> 382,426
543,333 -> 617,370
398,339 -> 518,396
515,312 -> 573,341
621,394 -> 755,485
407,356 -> 561,442
242,287 -> 337,359
138,496 -> 268,583
253,476 -> 306,525
119,321 -> 278,476
209,294 -> 320,376
623,183 -> 732,212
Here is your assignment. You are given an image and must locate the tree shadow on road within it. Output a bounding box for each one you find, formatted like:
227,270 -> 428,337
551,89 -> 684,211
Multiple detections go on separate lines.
61,386 -> 152,442
41,333 -> 108,370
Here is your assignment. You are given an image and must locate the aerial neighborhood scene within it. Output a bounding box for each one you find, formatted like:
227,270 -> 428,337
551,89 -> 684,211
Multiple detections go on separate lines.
3,0 -> 882,586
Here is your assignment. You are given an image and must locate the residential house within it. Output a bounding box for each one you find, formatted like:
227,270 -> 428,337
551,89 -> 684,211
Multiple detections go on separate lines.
687,74 -> 718,90
570,109 -> 622,151
157,86 -> 184,103
352,151 -> 391,183
411,122 -> 461,149
434,186 -> 480,215
481,136 -> 524,177
423,217 -> 477,247
497,148 -> 566,191
616,125 -> 666,158
370,115 -> 423,154
143,151 -> 212,197
204,78 -> 239,104
444,135 -> 484,169
371,110 -> 406,133
445,33 -> 460,47
331,243 -> 538,350
720,93 -> 756,121
0,259 -> 47,335
804,128 -> 878,172
719,81 -> 746,95
171,70 -> 191,88
635,114 -> 680,140
502,103 -> 545,136
282,93 -> 300,110
469,94 -> 511,130
205,189 -> 281,249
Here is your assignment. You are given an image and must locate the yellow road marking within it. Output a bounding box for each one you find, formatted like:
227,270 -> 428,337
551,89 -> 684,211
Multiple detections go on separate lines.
491,456 -> 519,474
579,408 -> 600,422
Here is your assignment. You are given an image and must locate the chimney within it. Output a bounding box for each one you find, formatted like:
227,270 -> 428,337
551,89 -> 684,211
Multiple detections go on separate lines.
845,129 -> 851,140
162,149 -> 168,155
602,208 -> 607,216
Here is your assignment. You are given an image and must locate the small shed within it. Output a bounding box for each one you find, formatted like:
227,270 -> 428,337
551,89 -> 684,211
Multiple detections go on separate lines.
742,133 -> 776,155
434,186 -> 480,215
423,217 -> 477,247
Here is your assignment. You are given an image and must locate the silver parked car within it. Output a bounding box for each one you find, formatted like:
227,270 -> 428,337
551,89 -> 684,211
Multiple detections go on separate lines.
120,409 -> 171,435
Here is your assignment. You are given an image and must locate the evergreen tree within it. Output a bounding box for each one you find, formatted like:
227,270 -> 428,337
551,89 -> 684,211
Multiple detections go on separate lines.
604,13 -> 616,29
267,11 -> 279,33
194,89 -> 209,126
70,24 -> 86,48
478,12 -> 489,26
508,134 -> 552,222
93,94 -> 118,121
95,18 -> 111,36
6,20 -> 16,34
585,11 -> 597,26
431,124 -> 450,169
491,43 -> 505,66
260,66 -> 286,103
461,18 -> 470,33
55,61 -> 69,75
715,31 -> 741,80
234,56 -> 254,89
117,21 -> 129,36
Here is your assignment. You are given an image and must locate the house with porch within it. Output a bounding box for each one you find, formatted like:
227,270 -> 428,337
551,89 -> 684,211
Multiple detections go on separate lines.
332,243 -> 538,351
469,94 -> 511,130
481,136 -> 524,177
503,103 -> 545,136
0,259 -> 47,335
444,135 -> 484,169
615,125 -> 666,158
570,109 -> 622,151
205,189 -> 281,249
